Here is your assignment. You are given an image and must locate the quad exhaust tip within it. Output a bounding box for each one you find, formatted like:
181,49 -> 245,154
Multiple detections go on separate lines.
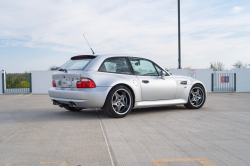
69,102 -> 77,107
53,100 -> 64,107
53,100 -> 59,105
53,100 -> 77,107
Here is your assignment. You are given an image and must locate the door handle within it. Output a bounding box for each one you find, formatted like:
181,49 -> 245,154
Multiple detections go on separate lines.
142,80 -> 149,83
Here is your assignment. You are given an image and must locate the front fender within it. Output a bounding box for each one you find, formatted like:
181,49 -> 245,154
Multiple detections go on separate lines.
172,75 -> 207,102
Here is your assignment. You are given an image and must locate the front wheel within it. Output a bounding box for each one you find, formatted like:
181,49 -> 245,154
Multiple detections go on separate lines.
184,84 -> 206,109
103,85 -> 133,118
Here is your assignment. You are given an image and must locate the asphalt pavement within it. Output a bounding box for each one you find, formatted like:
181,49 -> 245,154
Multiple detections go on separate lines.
0,93 -> 249,166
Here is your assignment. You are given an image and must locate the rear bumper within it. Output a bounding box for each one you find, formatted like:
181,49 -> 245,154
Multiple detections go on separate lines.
48,87 -> 111,108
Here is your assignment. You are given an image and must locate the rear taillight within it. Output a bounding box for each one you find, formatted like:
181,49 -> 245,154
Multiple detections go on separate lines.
52,80 -> 56,87
77,78 -> 96,88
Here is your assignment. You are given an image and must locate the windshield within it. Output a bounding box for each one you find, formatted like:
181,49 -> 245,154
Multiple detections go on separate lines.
60,59 -> 92,70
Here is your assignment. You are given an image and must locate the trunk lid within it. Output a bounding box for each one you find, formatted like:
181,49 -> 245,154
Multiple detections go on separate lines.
52,55 -> 97,88
53,70 -> 82,88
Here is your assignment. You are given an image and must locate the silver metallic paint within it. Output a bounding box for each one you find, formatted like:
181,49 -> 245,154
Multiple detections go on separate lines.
136,75 -> 176,101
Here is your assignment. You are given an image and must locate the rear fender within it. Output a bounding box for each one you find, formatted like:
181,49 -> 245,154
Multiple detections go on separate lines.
79,71 -> 143,102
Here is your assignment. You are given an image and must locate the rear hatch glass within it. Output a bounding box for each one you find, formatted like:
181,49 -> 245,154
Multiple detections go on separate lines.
61,59 -> 92,70
53,56 -> 96,88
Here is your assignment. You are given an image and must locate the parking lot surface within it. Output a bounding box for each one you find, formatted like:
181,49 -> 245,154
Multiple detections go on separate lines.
0,93 -> 249,166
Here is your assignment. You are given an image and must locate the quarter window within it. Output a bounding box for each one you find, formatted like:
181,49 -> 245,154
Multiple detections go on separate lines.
99,57 -> 133,75
128,57 -> 158,76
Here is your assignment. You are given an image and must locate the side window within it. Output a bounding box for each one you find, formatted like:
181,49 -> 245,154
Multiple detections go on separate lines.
128,57 -> 158,76
154,64 -> 169,76
99,57 -> 133,74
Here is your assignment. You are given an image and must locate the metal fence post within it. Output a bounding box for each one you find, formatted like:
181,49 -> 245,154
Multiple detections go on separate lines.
29,73 -> 32,93
211,73 -> 213,92
234,73 -> 236,92
2,73 -> 4,94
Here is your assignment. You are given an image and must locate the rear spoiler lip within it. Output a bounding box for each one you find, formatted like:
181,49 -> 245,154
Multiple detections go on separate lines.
71,55 -> 97,60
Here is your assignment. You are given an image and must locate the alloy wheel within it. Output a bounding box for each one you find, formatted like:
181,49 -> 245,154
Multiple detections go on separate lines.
111,89 -> 132,115
189,87 -> 205,107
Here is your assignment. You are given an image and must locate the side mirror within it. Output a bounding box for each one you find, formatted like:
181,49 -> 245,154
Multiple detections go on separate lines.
161,70 -> 166,79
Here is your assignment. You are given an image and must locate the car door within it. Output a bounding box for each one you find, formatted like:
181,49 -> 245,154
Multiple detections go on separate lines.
128,57 -> 176,101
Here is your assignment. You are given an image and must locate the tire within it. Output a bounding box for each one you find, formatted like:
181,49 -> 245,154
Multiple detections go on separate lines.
184,84 -> 206,109
103,85 -> 133,118
64,106 -> 82,112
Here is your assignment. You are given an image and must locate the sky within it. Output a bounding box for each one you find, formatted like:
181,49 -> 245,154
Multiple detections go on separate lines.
0,0 -> 250,73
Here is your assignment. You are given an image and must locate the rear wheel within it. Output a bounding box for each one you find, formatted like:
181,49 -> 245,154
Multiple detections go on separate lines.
103,85 -> 133,118
184,84 -> 206,109
64,106 -> 82,112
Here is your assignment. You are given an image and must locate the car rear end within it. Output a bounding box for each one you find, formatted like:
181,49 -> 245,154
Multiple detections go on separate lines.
49,55 -> 110,109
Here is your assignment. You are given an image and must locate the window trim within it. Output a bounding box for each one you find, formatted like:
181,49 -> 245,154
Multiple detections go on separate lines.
98,57 -> 135,75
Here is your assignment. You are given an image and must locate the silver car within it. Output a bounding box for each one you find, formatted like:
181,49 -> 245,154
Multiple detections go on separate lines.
49,54 -> 206,118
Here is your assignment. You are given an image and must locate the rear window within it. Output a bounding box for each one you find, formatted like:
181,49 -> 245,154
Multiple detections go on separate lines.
60,59 -> 92,70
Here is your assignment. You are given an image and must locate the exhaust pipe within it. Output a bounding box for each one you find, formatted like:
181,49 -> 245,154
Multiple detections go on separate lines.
53,100 -> 77,107
53,100 -> 64,107
69,102 -> 77,107
53,100 -> 59,105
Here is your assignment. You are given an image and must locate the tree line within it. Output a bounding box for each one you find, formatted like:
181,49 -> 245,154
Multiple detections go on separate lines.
6,72 -> 30,89
209,61 -> 248,71
184,61 -> 249,71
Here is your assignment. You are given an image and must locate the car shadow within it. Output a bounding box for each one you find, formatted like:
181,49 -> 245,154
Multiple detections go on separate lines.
64,105 -> 189,119
4,105 -> 202,123
130,105 -> 188,115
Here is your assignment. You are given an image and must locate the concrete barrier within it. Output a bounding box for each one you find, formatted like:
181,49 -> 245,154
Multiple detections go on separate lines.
30,71 -> 55,94
1,69 -> 249,94
233,69 -> 250,92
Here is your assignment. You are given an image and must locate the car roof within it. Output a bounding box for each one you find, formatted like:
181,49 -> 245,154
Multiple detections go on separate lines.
71,54 -> 137,59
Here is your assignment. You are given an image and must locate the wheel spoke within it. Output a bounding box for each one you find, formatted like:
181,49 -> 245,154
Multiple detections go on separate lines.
191,97 -> 196,102
121,94 -> 125,101
196,89 -> 200,95
195,99 -> 199,106
117,104 -> 122,112
114,92 -> 121,100
112,101 -> 118,106
120,101 -> 125,106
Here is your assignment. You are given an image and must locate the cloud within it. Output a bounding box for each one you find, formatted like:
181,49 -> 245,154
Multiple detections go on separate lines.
232,6 -> 244,14
0,0 -> 250,72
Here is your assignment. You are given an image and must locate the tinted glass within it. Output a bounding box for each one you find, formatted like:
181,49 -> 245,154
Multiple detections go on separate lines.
128,57 -> 158,76
61,59 -> 92,70
99,57 -> 133,74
